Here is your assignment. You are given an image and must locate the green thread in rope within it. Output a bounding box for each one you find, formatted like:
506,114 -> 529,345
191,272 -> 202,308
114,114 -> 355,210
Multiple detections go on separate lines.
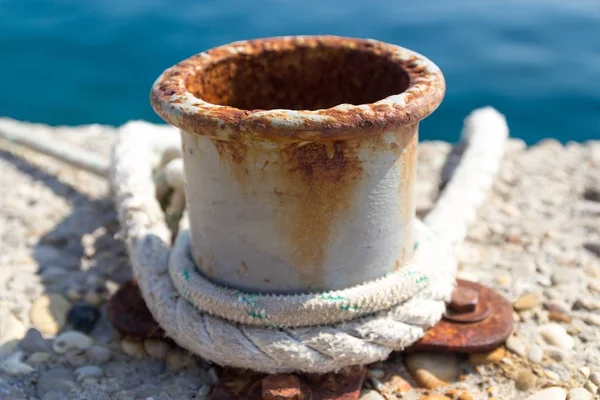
182,269 -> 191,282
238,294 -> 258,307
339,304 -> 361,311
416,276 -> 428,284
413,241 -> 420,250
320,294 -> 347,301
247,310 -> 266,319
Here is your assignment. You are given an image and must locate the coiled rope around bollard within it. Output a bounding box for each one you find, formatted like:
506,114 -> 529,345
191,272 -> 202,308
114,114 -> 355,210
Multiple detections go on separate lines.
109,106 -> 508,373
0,107 -> 509,373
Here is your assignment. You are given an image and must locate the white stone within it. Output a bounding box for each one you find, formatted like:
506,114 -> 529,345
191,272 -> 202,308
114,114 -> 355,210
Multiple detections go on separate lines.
584,314 -> 600,327
143,339 -> 169,360
86,345 -> 111,364
525,387 -> 567,400
75,365 -> 103,382
30,294 -> 71,336
545,370 -> 561,382
544,345 -> 568,361
197,384 -> 212,398
120,338 -> 145,358
506,335 -> 527,357
527,345 -> 544,363
359,390 -> 385,400
590,372 -> 600,386
367,368 -> 385,379
539,323 -> 575,350
27,352 -> 52,365
567,388 -> 592,400
166,349 -> 194,371
0,351 -> 35,376
53,331 -> 93,354
583,381 -> 598,395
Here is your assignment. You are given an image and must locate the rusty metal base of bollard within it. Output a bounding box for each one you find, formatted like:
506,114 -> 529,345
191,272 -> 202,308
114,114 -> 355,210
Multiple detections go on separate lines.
406,279 -> 514,353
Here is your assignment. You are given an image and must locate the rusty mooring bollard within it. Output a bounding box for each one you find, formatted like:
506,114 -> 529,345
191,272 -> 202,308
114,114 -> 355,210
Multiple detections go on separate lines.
150,35 -> 445,294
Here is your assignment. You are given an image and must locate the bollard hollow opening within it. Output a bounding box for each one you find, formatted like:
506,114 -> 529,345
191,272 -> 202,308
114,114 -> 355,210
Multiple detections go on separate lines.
151,36 -> 445,140
187,44 -> 411,111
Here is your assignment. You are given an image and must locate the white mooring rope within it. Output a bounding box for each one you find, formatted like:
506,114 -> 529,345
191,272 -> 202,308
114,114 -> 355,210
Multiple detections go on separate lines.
111,107 -> 508,373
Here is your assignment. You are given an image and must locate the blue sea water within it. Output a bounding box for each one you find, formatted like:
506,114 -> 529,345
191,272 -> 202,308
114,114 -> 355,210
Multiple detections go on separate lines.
0,0 -> 598,144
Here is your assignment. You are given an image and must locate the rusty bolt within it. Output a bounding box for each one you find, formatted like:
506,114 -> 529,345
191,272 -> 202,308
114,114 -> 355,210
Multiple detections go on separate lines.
262,374 -> 303,400
448,287 -> 479,313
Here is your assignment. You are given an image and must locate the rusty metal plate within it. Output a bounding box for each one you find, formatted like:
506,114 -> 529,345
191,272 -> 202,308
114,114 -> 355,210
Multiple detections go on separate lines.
406,280 -> 513,353
106,280 -> 166,339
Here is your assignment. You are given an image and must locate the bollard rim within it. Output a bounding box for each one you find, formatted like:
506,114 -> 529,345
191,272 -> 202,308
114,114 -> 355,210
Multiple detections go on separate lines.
150,35 -> 445,141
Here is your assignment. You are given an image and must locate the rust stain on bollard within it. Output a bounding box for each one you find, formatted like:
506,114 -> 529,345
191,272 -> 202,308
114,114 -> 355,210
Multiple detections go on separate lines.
278,140 -> 363,287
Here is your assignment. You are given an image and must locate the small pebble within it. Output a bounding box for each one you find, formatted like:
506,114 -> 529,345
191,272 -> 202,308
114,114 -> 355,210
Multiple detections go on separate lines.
84,290 -> 103,307
66,305 -> 101,333
370,377 -> 384,391
552,268 -> 576,285
367,368 -> 385,379
30,294 -> 71,335
527,345 -> 544,363
360,389 -> 385,400
86,345 -> 112,364
197,384 -> 212,398
544,345 -> 568,361
20,328 -> 49,353
66,287 -> 83,302
583,381 -> 598,395
516,368 -> 537,391
590,372 -> 600,386
545,370 -> 561,382
27,351 -> 51,365
506,336 -> 527,357
545,301 -> 571,314
74,365 -> 103,382
514,294 -> 541,311
121,338 -> 146,358
208,367 -> 219,386
386,374 -> 412,394
584,314 -> 600,327
166,349 -> 194,371
53,331 -> 93,354
469,347 -> 505,364
419,396 -> 451,400
143,339 -> 169,360
64,349 -> 88,367
405,353 -> 458,389
525,387 -> 567,400
579,367 -> 591,378
0,351 -> 35,376
539,323 -> 575,350
548,311 -> 572,323
457,392 -> 475,400
567,388 -> 592,400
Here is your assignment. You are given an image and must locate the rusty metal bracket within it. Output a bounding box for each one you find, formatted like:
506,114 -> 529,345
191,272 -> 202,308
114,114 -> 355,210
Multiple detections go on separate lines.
106,280 -> 166,339
406,279 -> 513,353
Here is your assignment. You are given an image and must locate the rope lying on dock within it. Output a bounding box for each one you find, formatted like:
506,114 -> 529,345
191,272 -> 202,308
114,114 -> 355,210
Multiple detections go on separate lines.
108,106 -> 508,373
0,107 -> 508,372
